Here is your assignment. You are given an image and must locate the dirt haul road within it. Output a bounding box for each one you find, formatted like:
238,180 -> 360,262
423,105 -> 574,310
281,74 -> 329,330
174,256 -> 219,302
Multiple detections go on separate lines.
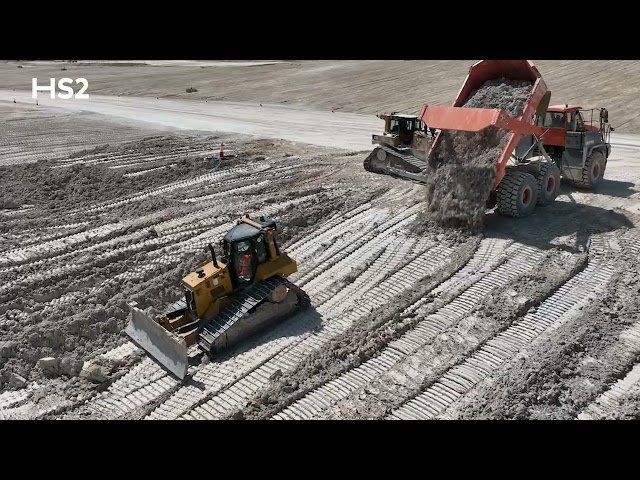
0,90 -> 381,153
0,92 -> 640,420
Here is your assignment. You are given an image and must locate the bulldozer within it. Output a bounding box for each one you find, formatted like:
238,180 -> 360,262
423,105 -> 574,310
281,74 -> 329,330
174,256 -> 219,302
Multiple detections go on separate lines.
125,214 -> 310,379
363,113 -> 435,182
363,60 -> 613,218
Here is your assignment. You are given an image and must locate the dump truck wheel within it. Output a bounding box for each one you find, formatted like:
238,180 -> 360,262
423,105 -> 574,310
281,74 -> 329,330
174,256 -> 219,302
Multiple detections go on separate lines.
496,172 -> 539,218
268,284 -> 288,303
535,162 -> 561,206
574,151 -> 606,190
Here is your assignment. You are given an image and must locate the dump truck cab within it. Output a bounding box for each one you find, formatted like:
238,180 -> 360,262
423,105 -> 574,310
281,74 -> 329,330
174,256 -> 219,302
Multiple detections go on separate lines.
535,105 -> 612,189
536,105 -> 612,160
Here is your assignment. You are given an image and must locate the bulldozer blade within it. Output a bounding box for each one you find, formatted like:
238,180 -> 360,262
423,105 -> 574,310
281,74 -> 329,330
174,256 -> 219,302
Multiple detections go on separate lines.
125,306 -> 189,380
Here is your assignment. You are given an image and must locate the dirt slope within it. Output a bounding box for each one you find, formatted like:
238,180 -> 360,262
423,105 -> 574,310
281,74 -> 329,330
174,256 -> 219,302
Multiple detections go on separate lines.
2,60 -> 640,132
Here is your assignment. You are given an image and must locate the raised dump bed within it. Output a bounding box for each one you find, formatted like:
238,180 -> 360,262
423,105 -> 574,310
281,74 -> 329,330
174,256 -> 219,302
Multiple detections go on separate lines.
421,60 -> 551,192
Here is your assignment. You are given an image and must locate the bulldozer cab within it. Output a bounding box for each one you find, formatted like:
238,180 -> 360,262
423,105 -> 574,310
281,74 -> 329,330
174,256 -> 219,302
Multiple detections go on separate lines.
386,114 -> 425,146
221,215 -> 279,288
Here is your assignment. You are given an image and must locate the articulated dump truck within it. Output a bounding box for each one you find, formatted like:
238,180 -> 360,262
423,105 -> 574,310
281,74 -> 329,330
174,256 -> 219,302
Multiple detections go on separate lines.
364,60 -> 612,218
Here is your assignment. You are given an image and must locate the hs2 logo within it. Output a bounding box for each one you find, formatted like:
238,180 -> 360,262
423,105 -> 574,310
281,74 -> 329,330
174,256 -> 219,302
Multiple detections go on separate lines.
32,78 -> 89,99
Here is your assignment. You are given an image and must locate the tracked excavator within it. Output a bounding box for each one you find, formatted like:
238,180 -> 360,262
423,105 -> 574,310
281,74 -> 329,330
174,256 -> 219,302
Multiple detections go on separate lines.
125,214 -> 309,379
364,60 -> 613,218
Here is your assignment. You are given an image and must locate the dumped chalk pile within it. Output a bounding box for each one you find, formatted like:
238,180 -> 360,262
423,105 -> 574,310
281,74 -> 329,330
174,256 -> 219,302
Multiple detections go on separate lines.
421,78 -> 533,231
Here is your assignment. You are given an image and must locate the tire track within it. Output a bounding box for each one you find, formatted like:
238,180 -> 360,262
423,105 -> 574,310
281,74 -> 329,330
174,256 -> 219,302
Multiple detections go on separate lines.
149,235 -> 424,420
67,204 -> 414,418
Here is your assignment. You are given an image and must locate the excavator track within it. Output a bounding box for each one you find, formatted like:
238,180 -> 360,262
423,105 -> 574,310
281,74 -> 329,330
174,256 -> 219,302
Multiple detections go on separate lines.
198,277 -> 310,354
363,146 -> 429,185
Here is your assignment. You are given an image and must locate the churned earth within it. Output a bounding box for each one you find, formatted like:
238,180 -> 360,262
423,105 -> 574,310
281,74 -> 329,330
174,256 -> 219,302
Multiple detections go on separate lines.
0,60 -> 639,420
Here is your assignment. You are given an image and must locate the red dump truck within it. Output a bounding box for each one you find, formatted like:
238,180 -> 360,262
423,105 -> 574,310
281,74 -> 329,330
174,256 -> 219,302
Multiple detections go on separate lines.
364,60 -> 613,218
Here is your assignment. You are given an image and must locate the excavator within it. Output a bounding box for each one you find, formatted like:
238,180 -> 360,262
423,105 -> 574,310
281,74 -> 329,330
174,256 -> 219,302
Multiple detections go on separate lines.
364,60 -> 613,218
125,214 -> 310,379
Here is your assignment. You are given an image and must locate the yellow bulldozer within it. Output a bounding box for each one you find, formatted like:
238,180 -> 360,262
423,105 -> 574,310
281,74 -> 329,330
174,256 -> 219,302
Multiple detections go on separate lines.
363,112 -> 436,182
125,214 -> 310,379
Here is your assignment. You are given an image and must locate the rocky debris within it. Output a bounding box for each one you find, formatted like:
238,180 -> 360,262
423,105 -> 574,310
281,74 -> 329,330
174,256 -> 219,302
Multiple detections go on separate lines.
60,357 -> 84,377
0,198 -> 21,209
288,216 -> 309,227
36,357 -> 60,376
0,341 -> 18,358
231,410 -> 245,420
80,364 -> 110,384
8,373 -> 27,389
423,78 -> 533,230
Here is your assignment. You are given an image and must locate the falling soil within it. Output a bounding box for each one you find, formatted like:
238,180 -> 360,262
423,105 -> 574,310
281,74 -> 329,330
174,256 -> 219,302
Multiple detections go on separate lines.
422,79 -> 533,231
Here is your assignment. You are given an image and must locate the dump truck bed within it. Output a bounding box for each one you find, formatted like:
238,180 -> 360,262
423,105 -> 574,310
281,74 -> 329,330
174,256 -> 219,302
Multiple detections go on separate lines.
363,60 -> 551,189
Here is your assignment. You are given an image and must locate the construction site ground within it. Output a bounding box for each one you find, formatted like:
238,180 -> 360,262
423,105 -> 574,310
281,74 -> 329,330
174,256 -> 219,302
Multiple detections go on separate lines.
1,60 -> 640,420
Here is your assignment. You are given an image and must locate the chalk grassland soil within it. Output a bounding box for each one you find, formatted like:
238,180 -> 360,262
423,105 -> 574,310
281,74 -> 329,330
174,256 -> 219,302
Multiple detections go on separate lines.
0,115 -> 392,404
3,60 -> 640,132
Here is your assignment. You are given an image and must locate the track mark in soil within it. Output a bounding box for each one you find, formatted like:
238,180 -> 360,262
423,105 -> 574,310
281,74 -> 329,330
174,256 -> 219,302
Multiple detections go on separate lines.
389,260 -> 616,420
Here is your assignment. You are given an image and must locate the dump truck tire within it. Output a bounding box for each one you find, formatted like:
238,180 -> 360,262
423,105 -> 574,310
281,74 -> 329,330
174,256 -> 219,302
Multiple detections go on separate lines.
535,162 -> 561,206
496,172 -> 538,218
574,151 -> 606,190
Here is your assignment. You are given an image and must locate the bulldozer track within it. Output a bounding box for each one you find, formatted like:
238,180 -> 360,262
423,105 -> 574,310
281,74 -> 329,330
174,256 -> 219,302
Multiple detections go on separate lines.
272,241 -> 540,420
2,95 -> 638,420
0,115 -> 153,166
66,205 -> 421,419
150,226 -> 426,419
84,238 -> 448,421
388,261 -> 616,420
298,207 -> 419,290
199,277 -> 310,352
0,192 -> 334,330
404,237 -> 514,316
287,206 -> 378,262
577,321 -> 640,420
73,162 -> 274,215
0,192 -> 324,297
176,243 -> 463,420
